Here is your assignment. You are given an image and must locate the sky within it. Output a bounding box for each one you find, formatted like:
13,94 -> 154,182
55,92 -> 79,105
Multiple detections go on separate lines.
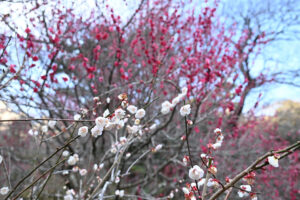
0,0 -> 299,115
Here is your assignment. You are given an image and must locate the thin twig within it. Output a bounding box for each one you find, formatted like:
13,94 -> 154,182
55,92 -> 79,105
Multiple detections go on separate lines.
4,136 -> 80,200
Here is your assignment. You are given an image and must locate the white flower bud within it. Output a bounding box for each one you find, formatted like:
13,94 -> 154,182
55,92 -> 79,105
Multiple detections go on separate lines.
93,164 -> 98,171
149,124 -> 156,130
74,114 -> 81,121
103,109 -> 110,117
127,105 -> 137,114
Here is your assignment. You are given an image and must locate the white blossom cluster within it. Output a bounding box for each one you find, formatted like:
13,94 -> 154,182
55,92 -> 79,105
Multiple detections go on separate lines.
161,87 -> 188,115
211,128 -> 224,150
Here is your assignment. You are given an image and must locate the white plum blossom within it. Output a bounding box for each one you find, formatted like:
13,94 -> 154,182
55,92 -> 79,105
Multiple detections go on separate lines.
216,134 -> 224,143
182,187 -> 190,195
115,108 -> 126,119
198,178 -> 206,187
135,108 -> 146,119
119,137 -> 127,145
181,87 -> 188,95
212,142 -> 222,149
149,124 -> 157,130
99,163 -> 104,169
116,119 -> 125,129
155,144 -> 163,151
93,164 -> 98,171
72,166 -> 79,172
48,120 -> 56,128
64,194 -> 73,200
64,189 -> 75,200
93,96 -> 100,102
152,144 -> 163,152
111,145 -> 118,154
191,182 -> 197,189
189,165 -> 204,180
127,125 -> 140,134
181,187 -> 196,200
183,156 -> 189,166
171,89 -> 187,106
106,97 -> 110,103
161,101 -> 173,114
238,185 -> 251,198
214,128 -> 222,134
0,187 -> 9,195
0,155 -> 2,164
28,129 -> 38,136
105,122 -> 115,130
115,176 -> 120,183
115,189 -> 124,197
67,154 -> 79,166
134,119 -> 140,125
180,104 -> 191,116
42,125 -> 48,133
171,96 -> 181,105
74,114 -> 81,121
91,126 -> 103,137
78,126 -> 88,137
103,109 -> 110,117
62,170 -> 69,175
168,191 -> 174,199
79,169 -> 87,176
126,153 -> 131,158
95,117 -> 109,128
209,166 -> 218,175
127,105 -> 138,114
200,153 -> 207,159
118,93 -> 127,101
207,178 -> 218,187
62,150 -> 69,157
268,155 -> 279,167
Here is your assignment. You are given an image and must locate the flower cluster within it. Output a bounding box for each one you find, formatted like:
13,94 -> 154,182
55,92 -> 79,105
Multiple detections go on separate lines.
208,128 -> 224,150
161,87 -> 188,115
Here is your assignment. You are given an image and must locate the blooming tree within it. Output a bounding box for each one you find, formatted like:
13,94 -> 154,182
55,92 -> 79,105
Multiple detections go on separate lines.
0,0 -> 299,199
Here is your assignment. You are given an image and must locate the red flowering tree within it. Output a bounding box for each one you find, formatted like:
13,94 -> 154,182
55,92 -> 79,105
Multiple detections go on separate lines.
0,0 -> 299,199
